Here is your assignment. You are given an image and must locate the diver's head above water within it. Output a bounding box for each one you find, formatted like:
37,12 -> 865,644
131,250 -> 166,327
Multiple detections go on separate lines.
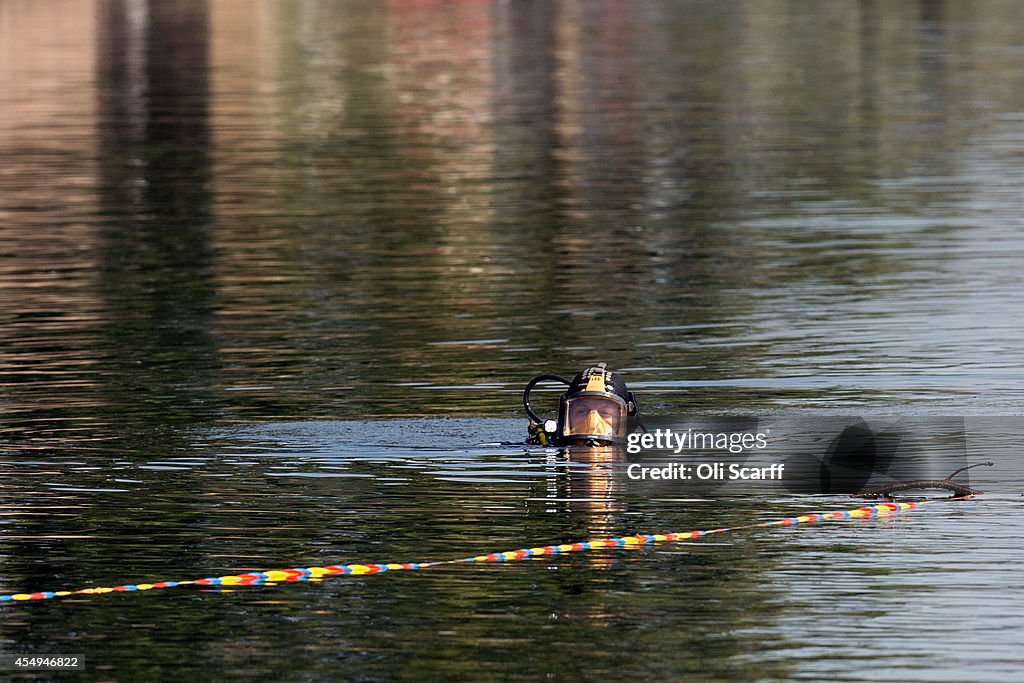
523,362 -> 639,447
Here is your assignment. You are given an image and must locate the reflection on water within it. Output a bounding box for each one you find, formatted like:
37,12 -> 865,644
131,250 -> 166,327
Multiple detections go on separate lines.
3,418 -> 1023,680
3,0 -> 1024,680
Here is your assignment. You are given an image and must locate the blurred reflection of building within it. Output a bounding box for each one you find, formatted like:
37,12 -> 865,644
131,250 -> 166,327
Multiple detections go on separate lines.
4,1 -> 1024,424
0,0 -> 105,435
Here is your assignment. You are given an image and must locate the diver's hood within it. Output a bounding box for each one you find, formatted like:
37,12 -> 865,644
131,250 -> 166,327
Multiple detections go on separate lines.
524,363 -> 638,446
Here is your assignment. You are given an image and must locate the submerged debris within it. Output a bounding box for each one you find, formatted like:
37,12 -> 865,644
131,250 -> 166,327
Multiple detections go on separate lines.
854,461 -> 993,498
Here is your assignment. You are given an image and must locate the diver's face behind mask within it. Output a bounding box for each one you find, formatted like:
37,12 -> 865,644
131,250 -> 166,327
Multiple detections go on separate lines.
562,393 -> 628,443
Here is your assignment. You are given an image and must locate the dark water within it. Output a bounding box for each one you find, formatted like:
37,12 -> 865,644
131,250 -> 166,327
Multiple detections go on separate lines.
2,1 -> 1024,680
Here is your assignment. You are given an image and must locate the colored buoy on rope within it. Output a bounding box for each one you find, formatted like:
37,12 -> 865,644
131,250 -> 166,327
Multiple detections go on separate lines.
0,500 -> 947,604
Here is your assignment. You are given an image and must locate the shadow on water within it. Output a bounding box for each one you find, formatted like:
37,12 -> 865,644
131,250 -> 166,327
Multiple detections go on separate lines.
96,0 -> 220,444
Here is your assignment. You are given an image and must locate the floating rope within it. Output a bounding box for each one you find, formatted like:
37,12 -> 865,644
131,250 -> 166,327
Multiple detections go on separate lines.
855,461 -> 992,498
0,500 -> 953,603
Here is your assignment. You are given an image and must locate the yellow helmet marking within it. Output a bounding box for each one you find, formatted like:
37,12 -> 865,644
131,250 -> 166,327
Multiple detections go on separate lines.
584,373 -> 607,392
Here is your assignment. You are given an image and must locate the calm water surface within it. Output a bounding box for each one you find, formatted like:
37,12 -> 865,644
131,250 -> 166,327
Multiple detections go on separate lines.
2,1 -> 1024,680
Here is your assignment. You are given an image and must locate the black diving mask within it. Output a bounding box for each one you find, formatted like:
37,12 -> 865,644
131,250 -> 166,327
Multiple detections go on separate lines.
560,392 -> 628,443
